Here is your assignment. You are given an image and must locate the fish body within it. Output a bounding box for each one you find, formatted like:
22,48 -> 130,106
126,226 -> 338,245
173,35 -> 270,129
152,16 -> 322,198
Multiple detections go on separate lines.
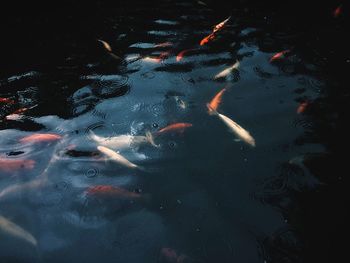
200,33 -> 215,46
0,98 -> 15,104
297,102 -> 309,114
89,130 -> 158,149
214,61 -> 239,79
207,104 -> 255,147
176,49 -> 193,62
213,16 -> 231,33
19,133 -> 62,144
97,146 -> 139,169
208,88 -> 226,113
270,50 -> 290,62
157,123 -> 193,134
0,215 -> 37,246
97,39 -> 112,52
86,185 -> 142,199
0,158 -> 35,172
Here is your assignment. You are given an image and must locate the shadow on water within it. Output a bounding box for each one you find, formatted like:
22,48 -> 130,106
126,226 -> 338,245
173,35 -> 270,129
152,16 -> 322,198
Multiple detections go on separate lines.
0,0 -> 349,262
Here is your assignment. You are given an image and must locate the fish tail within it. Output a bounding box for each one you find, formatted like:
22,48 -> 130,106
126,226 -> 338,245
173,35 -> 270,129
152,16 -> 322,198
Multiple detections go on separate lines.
145,131 -> 160,148
206,103 -> 219,116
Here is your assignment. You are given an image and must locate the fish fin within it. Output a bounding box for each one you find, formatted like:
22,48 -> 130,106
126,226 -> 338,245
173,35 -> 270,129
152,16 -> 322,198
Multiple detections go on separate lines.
145,131 -> 160,148
89,130 -> 103,143
206,103 -> 219,116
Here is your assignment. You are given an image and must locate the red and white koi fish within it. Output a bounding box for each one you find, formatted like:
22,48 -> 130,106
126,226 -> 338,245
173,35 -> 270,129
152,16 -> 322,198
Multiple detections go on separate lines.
208,88 -> 226,114
213,16 -> 231,33
200,32 -> 215,46
207,104 -> 256,147
270,50 -> 290,62
19,133 -> 62,144
176,49 -> 193,62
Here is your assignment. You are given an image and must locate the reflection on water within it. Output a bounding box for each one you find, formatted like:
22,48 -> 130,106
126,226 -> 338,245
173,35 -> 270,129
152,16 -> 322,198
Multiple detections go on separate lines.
0,0 -> 347,262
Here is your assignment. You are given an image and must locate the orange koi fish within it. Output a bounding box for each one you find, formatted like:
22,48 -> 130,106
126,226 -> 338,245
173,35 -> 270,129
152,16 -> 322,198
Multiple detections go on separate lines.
208,88 -> 226,114
19,133 -> 62,144
297,101 -> 309,114
97,39 -> 112,52
213,16 -> 231,33
176,49 -> 193,62
157,51 -> 171,60
200,32 -> 215,46
156,123 -> 193,134
270,50 -> 290,62
334,5 -> 342,18
0,158 -> 35,172
13,107 -> 28,114
86,185 -> 142,199
0,98 -> 15,104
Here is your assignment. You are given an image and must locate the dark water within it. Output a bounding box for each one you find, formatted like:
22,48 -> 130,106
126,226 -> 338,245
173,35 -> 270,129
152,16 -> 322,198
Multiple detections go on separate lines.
1,1 -> 349,262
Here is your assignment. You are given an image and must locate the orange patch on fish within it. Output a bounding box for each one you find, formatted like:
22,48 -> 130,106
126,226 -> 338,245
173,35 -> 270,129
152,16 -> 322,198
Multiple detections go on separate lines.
297,101 -> 309,114
85,185 -> 141,199
157,51 -> 171,60
157,123 -> 193,134
208,88 -> 226,114
334,5 -> 342,18
200,33 -> 215,46
12,107 -> 28,115
0,98 -> 15,104
176,49 -> 193,62
270,50 -> 290,62
0,158 -> 35,172
19,133 -> 62,144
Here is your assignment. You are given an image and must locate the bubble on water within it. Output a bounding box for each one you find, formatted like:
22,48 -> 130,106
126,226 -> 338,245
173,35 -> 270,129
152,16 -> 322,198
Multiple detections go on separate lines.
85,168 -> 99,178
168,141 -> 177,149
152,123 -> 159,128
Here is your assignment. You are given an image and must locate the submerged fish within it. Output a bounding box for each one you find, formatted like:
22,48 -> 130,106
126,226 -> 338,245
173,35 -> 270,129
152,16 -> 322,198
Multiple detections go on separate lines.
154,42 -> 173,48
0,215 -> 37,246
270,50 -> 290,62
97,39 -> 112,52
207,88 -> 226,113
297,101 -> 309,114
85,185 -> 143,199
89,130 -> 158,150
214,61 -> 240,79
207,104 -> 256,147
200,33 -> 215,46
212,16 -> 231,33
156,123 -> 193,134
0,177 -> 46,200
0,158 -> 35,172
0,97 -> 15,104
176,49 -> 193,62
334,5 -> 342,18
19,133 -> 62,144
174,96 -> 187,109
97,145 -> 139,169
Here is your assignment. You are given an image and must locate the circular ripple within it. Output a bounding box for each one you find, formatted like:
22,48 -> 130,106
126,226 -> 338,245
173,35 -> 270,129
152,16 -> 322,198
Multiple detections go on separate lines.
85,168 -> 99,178
92,75 -> 130,99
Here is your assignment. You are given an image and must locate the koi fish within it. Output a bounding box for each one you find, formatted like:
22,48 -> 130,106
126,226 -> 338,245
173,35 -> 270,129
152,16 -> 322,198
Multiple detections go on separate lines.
89,130 -> 159,150
174,96 -> 187,109
208,88 -> 226,113
214,61 -> 240,79
142,56 -> 162,63
0,177 -> 46,200
0,158 -> 35,172
97,145 -> 139,169
85,185 -> 142,200
0,215 -> 37,246
213,16 -> 231,33
207,104 -> 256,147
200,33 -> 215,46
158,51 -> 171,60
0,97 -> 15,104
156,123 -> 193,134
154,42 -> 173,48
297,101 -> 309,114
176,49 -> 193,62
270,50 -> 290,62
19,133 -> 62,144
97,39 -> 112,52
334,5 -> 342,18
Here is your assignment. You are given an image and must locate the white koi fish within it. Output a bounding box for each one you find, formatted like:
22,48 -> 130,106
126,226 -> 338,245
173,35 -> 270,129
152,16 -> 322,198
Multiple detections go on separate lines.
0,215 -> 37,246
207,104 -> 256,147
97,145 -> 139,169
214,61 -> 240,80
89,131 -> 158,150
